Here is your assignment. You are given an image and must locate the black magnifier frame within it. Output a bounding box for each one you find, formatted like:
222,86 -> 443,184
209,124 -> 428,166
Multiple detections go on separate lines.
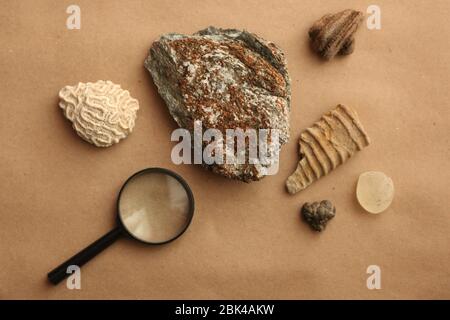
47,167 -> 195,285
117,167 -> 195,245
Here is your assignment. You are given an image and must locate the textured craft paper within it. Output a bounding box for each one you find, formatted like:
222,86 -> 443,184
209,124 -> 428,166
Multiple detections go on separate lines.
0,0 -> 449,299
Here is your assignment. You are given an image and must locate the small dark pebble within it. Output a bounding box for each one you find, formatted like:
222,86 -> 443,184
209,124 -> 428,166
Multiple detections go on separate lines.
301,200 -> 336,232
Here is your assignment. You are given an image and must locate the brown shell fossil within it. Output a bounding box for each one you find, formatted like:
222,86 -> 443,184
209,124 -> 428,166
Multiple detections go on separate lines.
309,9 -> 363,60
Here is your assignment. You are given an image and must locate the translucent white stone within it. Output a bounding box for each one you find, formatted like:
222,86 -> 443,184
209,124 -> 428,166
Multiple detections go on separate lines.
356,171 -> 394,214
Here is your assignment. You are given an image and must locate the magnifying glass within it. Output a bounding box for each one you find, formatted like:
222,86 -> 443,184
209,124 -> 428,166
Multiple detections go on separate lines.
48,167 -> 194,285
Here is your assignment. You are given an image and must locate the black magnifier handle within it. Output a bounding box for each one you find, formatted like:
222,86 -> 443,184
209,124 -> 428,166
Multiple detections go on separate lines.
48,226 -> 122,285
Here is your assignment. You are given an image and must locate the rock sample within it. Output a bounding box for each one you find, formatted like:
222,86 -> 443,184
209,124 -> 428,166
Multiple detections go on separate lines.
357,171 -> 394,214
145,26 -> 291,182
309,9 -> 363,60
286,104 -> 370,194
301,200 -> 336,232
59,80 -> 139,147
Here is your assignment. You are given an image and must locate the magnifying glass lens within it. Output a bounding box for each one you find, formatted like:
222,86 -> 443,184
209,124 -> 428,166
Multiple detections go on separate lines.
118,171 -> 192,244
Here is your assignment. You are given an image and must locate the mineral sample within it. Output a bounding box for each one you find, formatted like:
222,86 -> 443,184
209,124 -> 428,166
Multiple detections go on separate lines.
309,9 -> 363,60
301,200 -> 336,232
145,26 -> 291,182
357,171 -> 394,214
59,80 -> 139,147
286,104 -> 370,194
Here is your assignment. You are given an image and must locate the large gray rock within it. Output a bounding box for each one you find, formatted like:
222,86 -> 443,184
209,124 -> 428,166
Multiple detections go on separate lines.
145,27 -> 291,181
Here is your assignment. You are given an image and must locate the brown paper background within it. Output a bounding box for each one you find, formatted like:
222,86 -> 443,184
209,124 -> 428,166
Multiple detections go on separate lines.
0,0 -> 449,299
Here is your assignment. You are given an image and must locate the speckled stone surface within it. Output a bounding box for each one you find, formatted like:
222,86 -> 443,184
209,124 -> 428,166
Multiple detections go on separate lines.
145,27 -> 291,181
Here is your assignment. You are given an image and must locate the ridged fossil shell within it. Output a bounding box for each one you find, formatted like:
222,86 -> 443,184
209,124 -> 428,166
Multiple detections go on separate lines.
286,104 -> 370,194
59,80 -> 139,147
309,9 -> 363,60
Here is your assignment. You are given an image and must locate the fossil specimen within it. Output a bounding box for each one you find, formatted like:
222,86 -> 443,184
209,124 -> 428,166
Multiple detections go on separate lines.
301,200 -> 336,232
145,26 -> 291,182
309,9 -> 363,60
286,104 -> 370,194
357,171 -> 394,214
59,80 -> 139,147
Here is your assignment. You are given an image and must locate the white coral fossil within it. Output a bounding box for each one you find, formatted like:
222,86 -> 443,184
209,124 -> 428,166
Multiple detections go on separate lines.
59,80 -> 139,147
